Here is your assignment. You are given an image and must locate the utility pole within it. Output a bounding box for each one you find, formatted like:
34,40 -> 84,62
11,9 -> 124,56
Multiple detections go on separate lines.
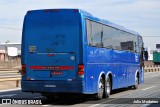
5,40 -> 10,61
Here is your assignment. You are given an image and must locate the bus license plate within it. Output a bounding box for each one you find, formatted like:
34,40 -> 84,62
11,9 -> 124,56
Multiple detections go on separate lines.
50,71 -> 63,76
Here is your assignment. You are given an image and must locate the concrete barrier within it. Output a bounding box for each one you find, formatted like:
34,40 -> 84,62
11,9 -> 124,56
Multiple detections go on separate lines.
0,78 -> 21,88
0,70 -> 21,87
144,65 -> 160,72
0,61 -> 21,70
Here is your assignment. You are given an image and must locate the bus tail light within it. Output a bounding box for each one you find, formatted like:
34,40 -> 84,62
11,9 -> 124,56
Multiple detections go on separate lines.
78,64 -> 84,76
74,9 -> 78,12
56,9 -> 59,12
44,10 -> 49,12
21,64 -> 26,76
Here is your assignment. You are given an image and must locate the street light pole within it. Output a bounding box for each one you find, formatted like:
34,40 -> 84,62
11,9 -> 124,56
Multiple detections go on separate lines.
5,40 -> 10,61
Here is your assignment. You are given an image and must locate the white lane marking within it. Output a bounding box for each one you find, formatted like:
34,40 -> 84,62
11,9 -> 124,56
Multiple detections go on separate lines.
144,72 -> 160,75
142,86 -> 155,91
0,94 -> 17,97
0,88 -> 20,93
140,104 -> 151,107
145,73 -> 159,76
42,105 -> 50,107
89,104 -> 101,107
89,99 -> 118,107
151,75 -> 160,77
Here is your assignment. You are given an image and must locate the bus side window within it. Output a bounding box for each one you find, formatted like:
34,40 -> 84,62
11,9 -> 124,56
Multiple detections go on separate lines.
91,21 -> 103,47
102,25 -> 113,49
86,19 -> 93,46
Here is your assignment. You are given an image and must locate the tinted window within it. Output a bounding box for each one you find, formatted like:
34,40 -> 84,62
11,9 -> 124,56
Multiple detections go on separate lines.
86,19 -> 92,46
103,25 -> 113,48
86,19 -> 139,53
91,21 -> 103,47
111,28 -> 121,50
119,30 -> 129,50
119,31 -> 136,51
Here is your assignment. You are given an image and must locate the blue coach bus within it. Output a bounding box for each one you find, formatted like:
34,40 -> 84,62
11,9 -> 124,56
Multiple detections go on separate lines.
21,9 -> 144,99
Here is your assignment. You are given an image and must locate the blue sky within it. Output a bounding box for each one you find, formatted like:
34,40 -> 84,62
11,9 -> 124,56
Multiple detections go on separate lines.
0,0 -> 160,49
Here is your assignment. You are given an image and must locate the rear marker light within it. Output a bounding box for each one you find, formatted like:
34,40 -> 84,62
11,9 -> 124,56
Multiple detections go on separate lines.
56,9 -> 59,12
27,78 -> 31,80
21,64 -> 26,76
27,77 -> 34,80
78,64 -> 84,76
78,71 -> 84,75
45,10 -> 49,12
74,9 -> 78,12
78,65 -> 84,69
70,52 -> 74,54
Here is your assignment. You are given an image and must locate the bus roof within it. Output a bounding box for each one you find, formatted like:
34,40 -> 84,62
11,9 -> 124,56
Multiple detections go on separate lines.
79,9 -> 140,36
27,9 -> 140,36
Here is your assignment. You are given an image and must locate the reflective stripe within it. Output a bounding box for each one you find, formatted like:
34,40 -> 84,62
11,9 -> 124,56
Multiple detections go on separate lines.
29,66 -> 74,70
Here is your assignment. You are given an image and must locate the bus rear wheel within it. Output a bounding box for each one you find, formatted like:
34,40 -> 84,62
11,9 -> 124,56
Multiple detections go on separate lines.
104,77 -> 111,98
133,74 -> 139,89
95,77 -> 104,100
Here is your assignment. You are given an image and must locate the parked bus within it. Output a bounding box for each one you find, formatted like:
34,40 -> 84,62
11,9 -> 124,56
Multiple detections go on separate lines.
21,9 -> 144,99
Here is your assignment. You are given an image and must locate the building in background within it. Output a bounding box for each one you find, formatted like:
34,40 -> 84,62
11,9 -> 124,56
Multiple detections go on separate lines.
0,43 -> 21,61
145,47 -> 153,61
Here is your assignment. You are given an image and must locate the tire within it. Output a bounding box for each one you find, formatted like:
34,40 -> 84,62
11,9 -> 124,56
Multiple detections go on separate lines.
133,75 -> 139,89
95,77 -> 104,100
42,94 -> 58,100
104,77 -> 111,98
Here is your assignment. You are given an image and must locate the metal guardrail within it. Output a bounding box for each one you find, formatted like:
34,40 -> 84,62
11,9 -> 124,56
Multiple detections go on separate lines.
0,70 -> 21,87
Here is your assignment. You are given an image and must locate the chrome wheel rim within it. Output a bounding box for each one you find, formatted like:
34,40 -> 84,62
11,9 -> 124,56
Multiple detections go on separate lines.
106,79 -> 111,94
98,79 -> 104,97
135,76 -> 138,86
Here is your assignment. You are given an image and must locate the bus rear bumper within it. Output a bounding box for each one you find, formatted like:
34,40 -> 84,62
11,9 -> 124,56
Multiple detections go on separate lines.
21,80 -> 83,93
